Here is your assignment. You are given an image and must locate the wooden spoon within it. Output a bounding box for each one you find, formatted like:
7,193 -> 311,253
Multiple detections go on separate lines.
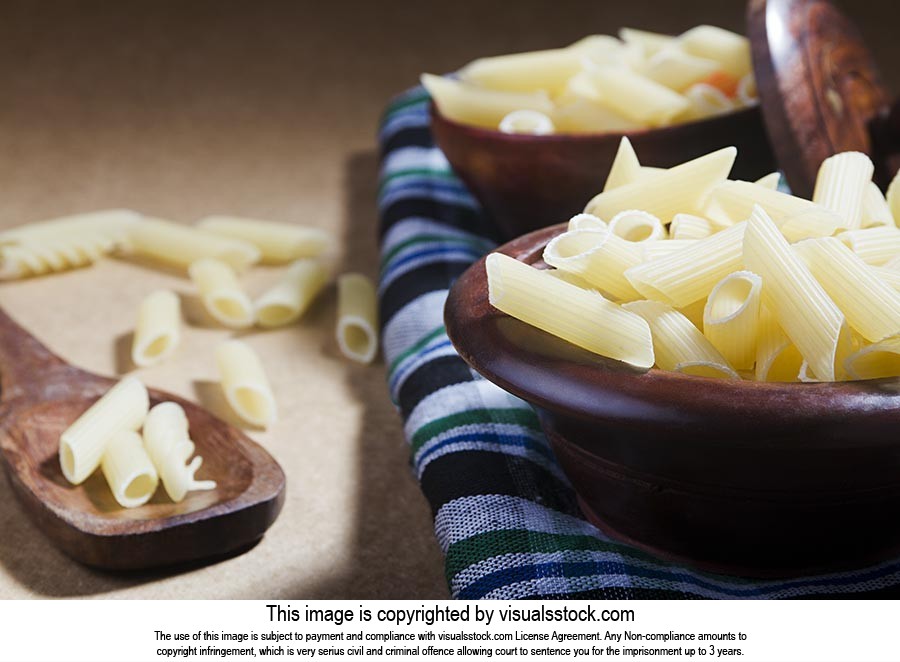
0,307 -> 285,570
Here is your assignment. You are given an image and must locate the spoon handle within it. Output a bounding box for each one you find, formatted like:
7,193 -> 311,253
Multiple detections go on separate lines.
0,306 -> 68,401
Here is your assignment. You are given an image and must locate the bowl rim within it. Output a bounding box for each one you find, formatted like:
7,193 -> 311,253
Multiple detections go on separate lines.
444,223 -> 900,429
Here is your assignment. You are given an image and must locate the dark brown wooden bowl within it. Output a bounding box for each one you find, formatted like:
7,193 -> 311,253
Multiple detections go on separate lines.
444,224 -> 900,578
432,104 -> 777,240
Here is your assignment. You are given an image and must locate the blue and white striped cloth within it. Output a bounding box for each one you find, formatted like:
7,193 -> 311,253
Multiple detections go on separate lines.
377,86 -> 900,599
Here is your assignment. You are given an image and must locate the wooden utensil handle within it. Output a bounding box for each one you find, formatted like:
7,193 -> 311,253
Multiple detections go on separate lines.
0,306 -> 67,401
870,98 -> 900,188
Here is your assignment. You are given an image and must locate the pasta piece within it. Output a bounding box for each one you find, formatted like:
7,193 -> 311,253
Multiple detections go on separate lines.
755,305 -> 803,382
845,334 -> 900,379
499,110 -> 555,135
197,216 -> 331,265
679,25 -> 752,79
543,228 -> 642,300
585,147 -> 736,222
189,258 -> 254,329
622,300 -> 738,379
59,376 -> 150,485
567,34 -> 623,57
129,217 -> 260,272
486,253 -> 654,369
641,239 -> 696,262
588,66 -> 690,126
873,266 -> 900,291
567,213 -> 607,232
624,222 -> 746,307
742,206 -> 852,381
336,273 -> 379,364
132,290 -> 181,368
793,237 -> 900,342
618,28 -> 676,56
143,402 -> 216,502
640,48 -> 720,92
557,70 -> 603,104
215,340 -> 277,428
837,226 -> 900,265
670,213 -> 713,239
677,297 -> 707,329
420,73 -> 553,129
887,168 -> 900,224
552,98 -> 640,133
603,137 -> 642,192
680,83 -> 736,121
607,210 -> 665,243
0,209 -> 138,247
861,181 -> 895,228
754,172 -> 781,190
703,271 -> 762,369
885,255 -> 900,271
737,72 -> 757,105
546,269 -> 598,291
101,430 -> 159,508
812,152 -> 873,230
254,259 -> 329,328
459,49 -> 583,95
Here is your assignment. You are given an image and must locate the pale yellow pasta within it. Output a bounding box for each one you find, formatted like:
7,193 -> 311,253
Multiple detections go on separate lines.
59,376 -> 150,485
737,72 -> 758,105
640,48 -> 719,92
754,172 -> 781,190
861,181 -> 895,228
607,210 -> 665,243
552,98 -> 640,133
703,270 -> 762,370
189,258 -> 254,329
543,228 -> 642,300
678,25 -> 751,79
887,168 -> 900,224
793,237 -> 900,343
837,226 -> 900,265
129,217 -> 260,272
603,137 -> 642,191
216,340 -> 277,428
812,152 -> 873,230
755,305 -> 803,382
254,259 -> 329,328
640,239 -> 696,262
844,334 -> 900,379
101,430 -> 159,508
622,299 -> 738,379
546,269 -> 598,291
0,209 -> 138,247
567,213 -> 607,232
585,147 -> 736,222
486,253 -> 654,369
336,273 -> 379,364
624,221 -> 746,307
618,28 -> 676,56
143,402 -> 216,502
557,70 -> 604,104
459,49 -> 583,95
196,216 -> 331,265
420,73 -> 553,129
670,213 -> 713,239
742,206 -> 851,381
499,109 -> 555,135
567,34 -> 623,57
873,266 -> 900,291
885,255 -> 900,271
677,297 -> 707,329
132,290 -> 181,368
587,66 -> 690,126
680,83 -> 736,121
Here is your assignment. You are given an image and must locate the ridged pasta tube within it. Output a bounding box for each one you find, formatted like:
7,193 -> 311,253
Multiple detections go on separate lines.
702,271 -> 762,370
129,217 -> 260,272
215,340 -> 277,428
143,402 -> 216,502
189,258 -> 254,329
254,259 -> 329,328
101,430 -> 159,508
543,228 -> 642,300
196,216 -> 331,265
812,152 -> 874,230
132,290 -> 181,367
336,273 -> 378,364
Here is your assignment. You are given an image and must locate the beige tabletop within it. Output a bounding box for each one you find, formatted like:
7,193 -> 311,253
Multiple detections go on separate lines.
0,0 -> 895,600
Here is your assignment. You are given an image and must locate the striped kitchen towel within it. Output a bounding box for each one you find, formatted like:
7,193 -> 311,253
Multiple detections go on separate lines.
377,86 -> 900,599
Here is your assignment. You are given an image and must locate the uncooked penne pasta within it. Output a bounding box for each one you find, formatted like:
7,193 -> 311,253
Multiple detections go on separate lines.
546,269 -> 598,291
603,137 -> 642,192
132,290 -> 181,368
189,258 -> 254,329
679,25 -> 752,79
421,73 -> 553,130
680,83 -> 735,121
607,210 -> 665,243
499,110 -> 555,135
754,172 -> 781,191
587,66 -> 690,126
677,297 -> 707,329
567,213 -> 607,232
742,206 -> 851,381
460,49 -> 583,95
486,253 -> 654,369
623,300 -> 738,379
703,270 -> 762,369
254,259 -> 329,328
552,99 -> 640,133
737,72 -> 757,105
143,402 -> 216,502
59,376 -> 150,485
641,239 -> 696,262
873,266 -> 900,291
670,213 -> 713,239
129,217 -> 260,272
887,169 -> 900,224
812,152 -> 873,230
543,228 -> 642,300
215,340 -> 277,428
844,334 -> 900,379
755,305 -> 803,382
861,181 -> 895,228
197,216 -> 331,265
640,48 -> 719,92
101,430 -> 158,508
624,221 -> 746,307
837,226 -> 900,265
336,273 -> 379,364
793,237 -> 900,342
618,28 -> 676,56
585,147 -> 736,222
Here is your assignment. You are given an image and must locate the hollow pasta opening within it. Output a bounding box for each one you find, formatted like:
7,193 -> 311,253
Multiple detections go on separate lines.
707,277 -> 754,321
765,344 -> 804,382
210,295 -> 252,325
342,323 -> 374,358
609,212 -> 662,243
124,473 -> 156,501
257,304 -> 296,328
234,386 -> 273,425
548,231 -> 607,259
142,335 -> 172,360
60,441 -> 76,482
